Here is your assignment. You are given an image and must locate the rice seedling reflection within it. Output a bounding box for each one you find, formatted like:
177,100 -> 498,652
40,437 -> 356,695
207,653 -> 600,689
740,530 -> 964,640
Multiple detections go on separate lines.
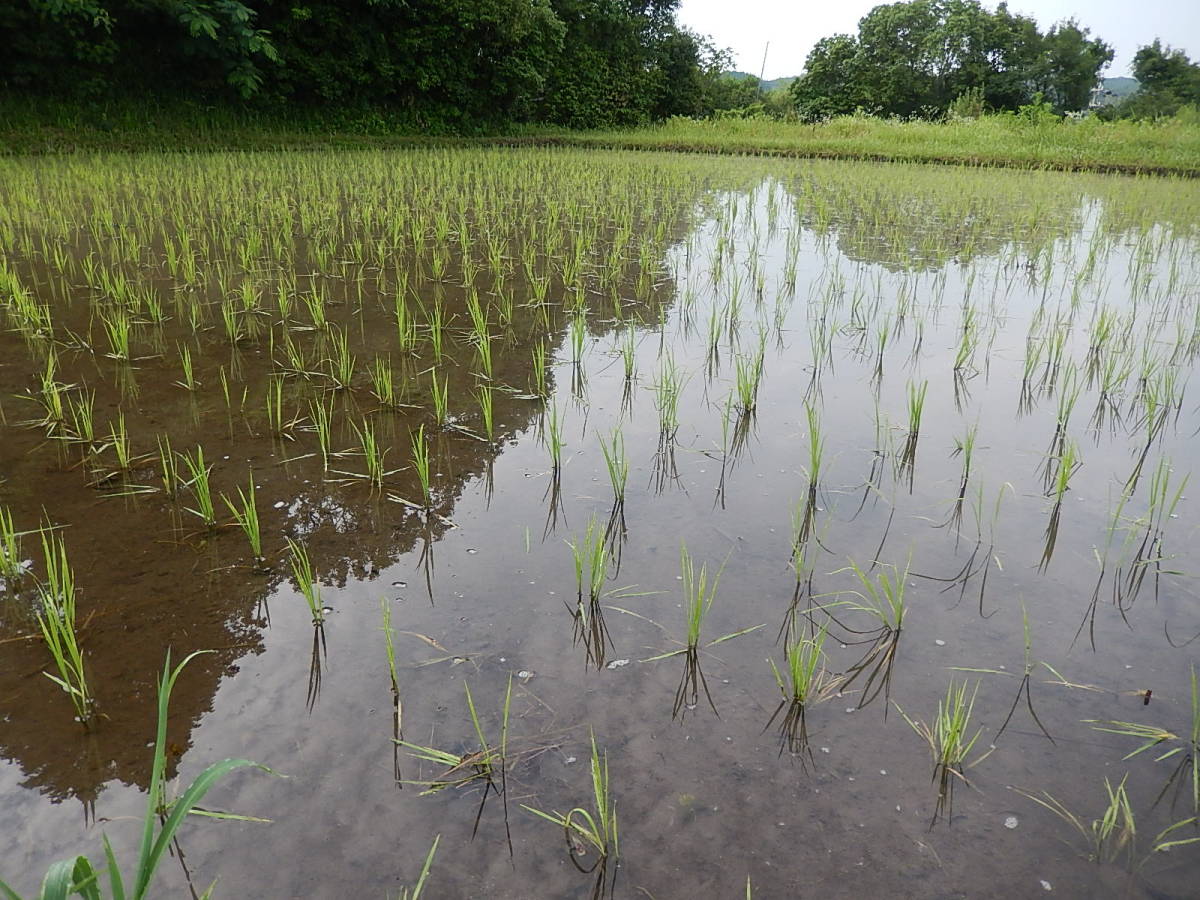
523,730 -> 618,896
825,558 -> 909,712
1039,438 -> 1080,573
381,598 -> 404,786
896,679 -> 992,827
568,515 -> 612,669
897,379 -> 927,493
795,402 -> 825,549
396,676 -> 514,854
765,625 -> 839,760
641,545 -> 761,719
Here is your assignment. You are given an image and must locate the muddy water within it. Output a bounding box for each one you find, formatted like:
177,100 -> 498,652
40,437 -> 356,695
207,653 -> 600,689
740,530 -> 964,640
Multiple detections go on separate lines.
1,150 -> 1199,898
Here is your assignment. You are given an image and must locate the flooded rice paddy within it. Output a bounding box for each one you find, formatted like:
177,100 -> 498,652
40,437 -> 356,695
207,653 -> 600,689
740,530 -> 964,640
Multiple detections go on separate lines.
1,148 -> 1199,898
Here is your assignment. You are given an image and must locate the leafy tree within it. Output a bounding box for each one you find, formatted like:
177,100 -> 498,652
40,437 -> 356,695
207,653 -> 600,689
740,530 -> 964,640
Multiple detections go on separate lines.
788,0 -> 1112,120
0,0 -> 741,126
1032,19 -> 1113,112
790,34 -> 866,118
1127,40 -> 1200,114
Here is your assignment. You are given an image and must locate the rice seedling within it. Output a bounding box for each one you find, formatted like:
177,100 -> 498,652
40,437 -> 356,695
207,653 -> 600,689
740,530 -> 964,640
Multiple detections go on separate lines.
0,650 -> 274,900
350,417 -> 392,490
223,475 -> 265,566
597,427 -> 628,511
652,354 -> 685,446
664,545 -> 722,716
327,325 -> 356,389
943,422 -> 979,532
545,400 -> 564,473
1040,366 -> 1081,492
895,679 -> 991,826
156,434 -> 180,497
898,379 -> 927,491
397,836 -> 440,900
98,411 -> 136,475
0,506 -> 31,583
409,425 -> 432,509
32,529 -> 91,726
220,298 -> 245,344
21,350 -> 67,437
568,515 -> 612,668
1039,438 -> 1079,572
795,401 -> 825,549
476,384 -> 495,441
63,388 -> 97,452
422,297 -> 446,363
302,287 -> 328,330
619,323 -> 637,382
264,374 -> 300,440
175,343 -> 199,391
309,395 -> 334,472
765,626 -> 839,758
395,292 -> 417,353
397,677 -> 513,852
1019,774 -> 1200,868
642,545 -> 760,718
1086,667 -> 1199,815
825,557 -> 912,712
99,305 -> 132,360
180,446 -> 217,530
570,311 -> 587,369
218,365 -> 232,410
287,538 -> 324,624
733,340 -> 765,414
839,556 -> 908,636
523,730 -> 618,878
953,306 -> 979,377
429,368 -> 449,428
475,329 -> 494,379
988,599 -> 1056,741
1089,350 -> 1131,434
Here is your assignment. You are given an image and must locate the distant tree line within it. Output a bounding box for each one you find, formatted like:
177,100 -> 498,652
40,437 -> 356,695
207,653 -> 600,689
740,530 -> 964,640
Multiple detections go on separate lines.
786,0 -> 1112,120
0,0 -> 731,128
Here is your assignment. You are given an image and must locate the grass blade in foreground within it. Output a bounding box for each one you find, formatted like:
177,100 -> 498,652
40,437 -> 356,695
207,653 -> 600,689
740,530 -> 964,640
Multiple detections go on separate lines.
0,650 -> 276,900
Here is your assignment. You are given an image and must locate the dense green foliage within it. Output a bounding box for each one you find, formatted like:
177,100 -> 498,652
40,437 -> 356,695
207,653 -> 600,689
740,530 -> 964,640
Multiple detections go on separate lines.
0,0 -> 727,128
1100,41 -> 1200,119
789,0 -> 1112,120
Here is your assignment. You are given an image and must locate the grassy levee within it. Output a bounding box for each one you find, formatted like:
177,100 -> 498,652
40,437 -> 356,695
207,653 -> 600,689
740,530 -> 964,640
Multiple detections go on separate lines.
520,115 -> 1200,177
2,99 -> 1197,176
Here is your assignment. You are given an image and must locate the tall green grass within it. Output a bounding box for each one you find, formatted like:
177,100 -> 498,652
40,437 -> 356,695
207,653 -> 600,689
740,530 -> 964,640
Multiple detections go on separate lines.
0,650 -> 274,900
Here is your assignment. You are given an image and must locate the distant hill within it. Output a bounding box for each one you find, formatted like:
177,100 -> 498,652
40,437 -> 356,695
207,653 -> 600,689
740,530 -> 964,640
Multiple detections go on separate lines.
1103,77 -> 1139,97
723,70 -> 799,93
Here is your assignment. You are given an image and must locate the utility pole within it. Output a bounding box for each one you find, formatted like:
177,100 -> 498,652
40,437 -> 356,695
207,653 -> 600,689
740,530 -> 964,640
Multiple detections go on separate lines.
758,41 -> 770,96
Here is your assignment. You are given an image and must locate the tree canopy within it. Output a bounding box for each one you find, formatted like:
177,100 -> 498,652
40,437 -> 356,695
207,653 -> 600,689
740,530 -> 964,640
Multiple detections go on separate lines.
0,0 -> 728,128
789,0 -> 1113,120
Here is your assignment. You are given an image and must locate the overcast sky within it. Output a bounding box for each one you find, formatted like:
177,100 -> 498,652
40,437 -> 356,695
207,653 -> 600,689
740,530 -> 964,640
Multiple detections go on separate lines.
676,0 -> 1200,80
